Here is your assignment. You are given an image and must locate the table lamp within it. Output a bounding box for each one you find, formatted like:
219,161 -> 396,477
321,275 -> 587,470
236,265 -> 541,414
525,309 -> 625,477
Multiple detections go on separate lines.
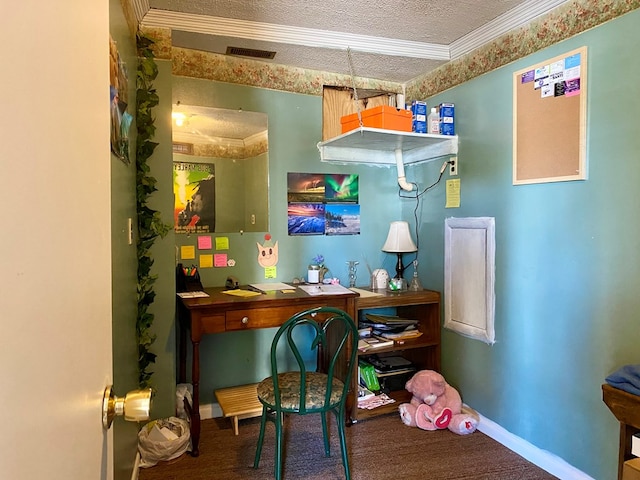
381,221 -> 418,283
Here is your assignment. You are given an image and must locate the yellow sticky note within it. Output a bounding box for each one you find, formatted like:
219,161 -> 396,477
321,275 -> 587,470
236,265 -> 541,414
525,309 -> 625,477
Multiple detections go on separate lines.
445,178 -> 461,208
215,237 -> 229,250
199,254 -> 213,268
181,245 -> 196,260
265,266 -> 277,278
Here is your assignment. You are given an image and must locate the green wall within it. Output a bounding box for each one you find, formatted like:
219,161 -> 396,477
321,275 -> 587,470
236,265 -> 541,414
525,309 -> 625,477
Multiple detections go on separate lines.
109,2 -> 140,478
169,77 -> 405,396
406,10 -> 640,479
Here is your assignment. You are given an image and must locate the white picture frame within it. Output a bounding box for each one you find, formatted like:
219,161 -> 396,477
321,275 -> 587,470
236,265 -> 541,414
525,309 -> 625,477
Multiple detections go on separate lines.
444,217 -> 496,344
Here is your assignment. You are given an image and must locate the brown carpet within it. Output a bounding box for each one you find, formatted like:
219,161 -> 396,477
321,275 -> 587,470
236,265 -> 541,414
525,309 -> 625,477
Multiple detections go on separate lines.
138,413 -> 558,480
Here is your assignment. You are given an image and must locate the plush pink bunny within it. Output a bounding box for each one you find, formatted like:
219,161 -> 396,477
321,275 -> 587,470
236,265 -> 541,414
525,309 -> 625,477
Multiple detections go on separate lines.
398,370 -> 478,435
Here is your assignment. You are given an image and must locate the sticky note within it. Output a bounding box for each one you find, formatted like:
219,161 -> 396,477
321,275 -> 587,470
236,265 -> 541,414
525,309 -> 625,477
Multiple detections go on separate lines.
265,266 -> 277,278
181,245 -> 196,259
198,236 -> 212,250
445,179 -> 460,208
215,237 -> 229,250
214,253 -> 228,267
199,254 -> 213,268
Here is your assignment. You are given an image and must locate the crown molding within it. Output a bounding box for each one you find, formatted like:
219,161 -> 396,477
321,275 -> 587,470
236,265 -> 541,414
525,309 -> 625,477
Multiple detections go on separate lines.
140,0 -> 569,62
141,9 -> 450,60
450,0 -> 569,58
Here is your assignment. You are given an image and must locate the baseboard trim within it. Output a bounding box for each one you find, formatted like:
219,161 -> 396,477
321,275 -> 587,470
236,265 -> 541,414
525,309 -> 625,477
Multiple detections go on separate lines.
200,402 -> 222,420
476,411 -> 594,480
131,451 -> 141,480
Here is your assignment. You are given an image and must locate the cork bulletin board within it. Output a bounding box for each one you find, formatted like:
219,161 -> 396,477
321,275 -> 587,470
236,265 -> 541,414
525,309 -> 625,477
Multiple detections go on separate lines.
513,47 -> 587,185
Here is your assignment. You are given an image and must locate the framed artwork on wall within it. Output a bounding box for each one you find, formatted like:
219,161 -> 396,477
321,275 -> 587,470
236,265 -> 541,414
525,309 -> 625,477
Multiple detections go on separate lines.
173,162 -> 216,234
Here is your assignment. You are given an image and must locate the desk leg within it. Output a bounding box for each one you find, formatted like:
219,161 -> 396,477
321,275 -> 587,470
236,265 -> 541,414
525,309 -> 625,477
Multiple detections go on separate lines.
178,321 -> 186,384
190,340 -> 201,457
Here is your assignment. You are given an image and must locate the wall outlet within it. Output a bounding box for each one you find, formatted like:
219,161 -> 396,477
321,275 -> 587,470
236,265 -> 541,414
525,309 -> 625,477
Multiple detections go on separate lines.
449,157 -> 458,176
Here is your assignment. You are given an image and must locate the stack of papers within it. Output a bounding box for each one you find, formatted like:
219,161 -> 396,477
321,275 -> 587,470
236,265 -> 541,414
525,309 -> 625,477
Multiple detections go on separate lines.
177,291 -> 209,298
358,335 -> 394,352
360,313 -> 422,340
298,284 -> 354,296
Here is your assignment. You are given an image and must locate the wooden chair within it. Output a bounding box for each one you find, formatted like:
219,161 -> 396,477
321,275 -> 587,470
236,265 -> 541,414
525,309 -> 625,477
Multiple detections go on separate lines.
253,306 -> 358,480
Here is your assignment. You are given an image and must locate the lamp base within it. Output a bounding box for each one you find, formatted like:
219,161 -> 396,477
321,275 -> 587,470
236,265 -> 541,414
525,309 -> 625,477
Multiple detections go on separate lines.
394,252 -> 406,280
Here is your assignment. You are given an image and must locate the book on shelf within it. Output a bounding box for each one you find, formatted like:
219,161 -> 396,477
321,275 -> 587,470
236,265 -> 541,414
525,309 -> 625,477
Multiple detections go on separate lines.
376,327 -> 423,340
364,313 -> 419,326
360,313 -> 420,335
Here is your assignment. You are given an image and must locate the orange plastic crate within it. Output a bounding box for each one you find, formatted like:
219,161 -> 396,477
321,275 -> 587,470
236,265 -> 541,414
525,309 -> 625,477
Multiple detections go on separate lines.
341,105 -> 412,134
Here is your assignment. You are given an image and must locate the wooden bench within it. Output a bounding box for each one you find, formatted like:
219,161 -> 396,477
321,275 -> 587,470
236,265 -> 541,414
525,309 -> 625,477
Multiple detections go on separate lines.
215,383 -> 263,435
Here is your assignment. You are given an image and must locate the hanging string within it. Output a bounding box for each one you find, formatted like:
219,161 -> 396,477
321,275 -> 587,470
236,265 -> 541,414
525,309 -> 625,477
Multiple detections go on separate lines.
346,47 -> 363,129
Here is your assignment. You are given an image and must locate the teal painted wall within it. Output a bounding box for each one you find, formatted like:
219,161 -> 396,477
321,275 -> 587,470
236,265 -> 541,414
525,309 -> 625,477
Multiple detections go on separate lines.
405,10 -> 640,479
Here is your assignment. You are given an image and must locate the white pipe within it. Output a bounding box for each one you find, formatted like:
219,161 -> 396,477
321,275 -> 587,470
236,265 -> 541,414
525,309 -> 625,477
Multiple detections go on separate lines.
395,148 -> 415,191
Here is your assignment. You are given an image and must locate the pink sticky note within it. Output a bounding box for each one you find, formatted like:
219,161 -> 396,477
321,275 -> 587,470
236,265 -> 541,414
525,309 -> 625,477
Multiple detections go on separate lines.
214,253 -> 228,267
198,236 -> 212,250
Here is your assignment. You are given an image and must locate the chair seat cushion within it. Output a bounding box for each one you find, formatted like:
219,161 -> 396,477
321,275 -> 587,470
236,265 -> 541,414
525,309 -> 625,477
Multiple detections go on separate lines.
257,372 -> 344,411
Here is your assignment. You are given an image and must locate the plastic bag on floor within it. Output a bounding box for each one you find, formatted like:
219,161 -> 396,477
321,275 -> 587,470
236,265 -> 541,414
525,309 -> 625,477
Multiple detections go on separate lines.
176,383 -> 193,420
138,417 -> 191,468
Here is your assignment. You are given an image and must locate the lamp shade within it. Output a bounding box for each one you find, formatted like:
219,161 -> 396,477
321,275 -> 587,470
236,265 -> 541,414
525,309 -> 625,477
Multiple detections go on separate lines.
381,221 -> 417,253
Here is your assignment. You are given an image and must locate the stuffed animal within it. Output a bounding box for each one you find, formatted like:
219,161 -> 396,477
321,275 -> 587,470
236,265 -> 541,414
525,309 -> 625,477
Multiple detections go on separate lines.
398,370 -> 478,435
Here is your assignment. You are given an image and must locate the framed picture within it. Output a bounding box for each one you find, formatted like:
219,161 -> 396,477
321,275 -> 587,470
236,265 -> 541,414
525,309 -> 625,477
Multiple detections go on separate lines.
173,162 -> 215,234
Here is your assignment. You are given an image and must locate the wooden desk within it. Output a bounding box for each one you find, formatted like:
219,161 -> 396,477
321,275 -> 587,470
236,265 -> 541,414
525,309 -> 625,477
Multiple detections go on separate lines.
602,383 -> 640,480
177,286 -> 357,456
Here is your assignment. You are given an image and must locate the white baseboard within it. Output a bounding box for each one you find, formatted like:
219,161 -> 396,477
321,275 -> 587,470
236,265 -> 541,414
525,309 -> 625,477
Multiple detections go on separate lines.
199,402 -> 222,420
476,410 -> 594,480
130,451 -> 141,480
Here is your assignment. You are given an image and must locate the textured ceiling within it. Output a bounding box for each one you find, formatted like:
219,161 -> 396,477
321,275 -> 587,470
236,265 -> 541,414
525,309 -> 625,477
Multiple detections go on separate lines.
142,0 -> 570,84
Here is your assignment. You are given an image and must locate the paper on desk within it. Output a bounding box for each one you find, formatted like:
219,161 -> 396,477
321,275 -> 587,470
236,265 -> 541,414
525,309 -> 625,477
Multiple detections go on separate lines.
222,289 -> 262,297
249,282 -> 292,291
298,284 -> 354,296
177,291 -> 209,298
349,288 -> 384,298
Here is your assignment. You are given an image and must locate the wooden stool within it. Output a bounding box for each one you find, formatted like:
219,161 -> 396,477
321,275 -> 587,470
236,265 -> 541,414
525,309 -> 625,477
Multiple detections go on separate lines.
215,383 -> 263,435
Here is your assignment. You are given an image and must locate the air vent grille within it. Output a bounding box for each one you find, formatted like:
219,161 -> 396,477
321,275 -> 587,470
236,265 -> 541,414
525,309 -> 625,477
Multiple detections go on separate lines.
173,142 -> 194,155
226,46 -> 276,59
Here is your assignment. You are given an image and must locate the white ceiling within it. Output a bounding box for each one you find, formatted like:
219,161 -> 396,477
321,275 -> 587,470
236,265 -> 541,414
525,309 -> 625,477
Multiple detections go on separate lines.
139,0 -> 570,84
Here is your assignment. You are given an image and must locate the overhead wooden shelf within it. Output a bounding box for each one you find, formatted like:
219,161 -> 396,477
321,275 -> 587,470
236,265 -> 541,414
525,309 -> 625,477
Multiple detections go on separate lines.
317,127 -> 458,166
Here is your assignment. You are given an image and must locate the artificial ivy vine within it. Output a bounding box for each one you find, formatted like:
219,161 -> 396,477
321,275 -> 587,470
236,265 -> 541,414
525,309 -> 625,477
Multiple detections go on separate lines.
136,32 -> 170,388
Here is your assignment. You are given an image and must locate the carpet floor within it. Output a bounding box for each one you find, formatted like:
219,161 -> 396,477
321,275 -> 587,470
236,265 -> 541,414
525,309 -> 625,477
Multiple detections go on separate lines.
138,413 -> 558,479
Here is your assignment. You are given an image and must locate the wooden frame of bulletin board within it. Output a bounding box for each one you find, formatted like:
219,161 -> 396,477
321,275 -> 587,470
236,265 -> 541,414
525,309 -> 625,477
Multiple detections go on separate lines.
513,46 -> 587,185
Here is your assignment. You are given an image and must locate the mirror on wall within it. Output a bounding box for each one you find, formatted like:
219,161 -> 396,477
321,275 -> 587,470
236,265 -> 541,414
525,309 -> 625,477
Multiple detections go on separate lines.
172,105 -> 269,234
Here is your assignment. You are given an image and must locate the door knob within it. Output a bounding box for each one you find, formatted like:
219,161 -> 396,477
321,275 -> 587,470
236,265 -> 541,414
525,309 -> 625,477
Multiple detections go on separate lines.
102,385 -> 153,429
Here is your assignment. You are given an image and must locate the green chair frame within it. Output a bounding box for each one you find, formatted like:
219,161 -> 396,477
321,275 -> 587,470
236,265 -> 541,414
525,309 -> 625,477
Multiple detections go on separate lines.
253,306 -> 358,479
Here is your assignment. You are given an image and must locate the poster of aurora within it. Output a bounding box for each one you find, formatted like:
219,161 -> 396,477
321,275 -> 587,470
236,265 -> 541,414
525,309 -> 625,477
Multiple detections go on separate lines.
287,173 -> 360,235
173,162 -> 215,234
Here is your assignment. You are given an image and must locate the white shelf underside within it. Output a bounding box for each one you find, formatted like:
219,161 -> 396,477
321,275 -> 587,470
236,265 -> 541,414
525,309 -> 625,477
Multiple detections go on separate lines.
318,127 -> 458,167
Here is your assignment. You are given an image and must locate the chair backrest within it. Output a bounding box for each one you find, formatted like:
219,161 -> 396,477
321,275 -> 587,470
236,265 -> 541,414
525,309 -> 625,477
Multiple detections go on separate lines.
269,306 -> 358,414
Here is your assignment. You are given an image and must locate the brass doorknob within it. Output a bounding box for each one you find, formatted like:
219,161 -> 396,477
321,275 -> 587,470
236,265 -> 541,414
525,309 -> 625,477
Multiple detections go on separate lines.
102,386 -> 153,429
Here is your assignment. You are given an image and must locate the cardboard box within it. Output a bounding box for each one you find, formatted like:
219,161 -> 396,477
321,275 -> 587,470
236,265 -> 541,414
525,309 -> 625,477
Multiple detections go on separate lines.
439,102 -> 455,136
411,100 -> 427,133
633,432 -> 640,457
340,106 -> 412,133
623,457 -> 640,480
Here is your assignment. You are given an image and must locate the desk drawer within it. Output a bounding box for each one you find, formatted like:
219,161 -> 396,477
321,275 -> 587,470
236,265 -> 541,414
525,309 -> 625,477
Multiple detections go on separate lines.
226,305 -> 321,331
195,314 -> 226,336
